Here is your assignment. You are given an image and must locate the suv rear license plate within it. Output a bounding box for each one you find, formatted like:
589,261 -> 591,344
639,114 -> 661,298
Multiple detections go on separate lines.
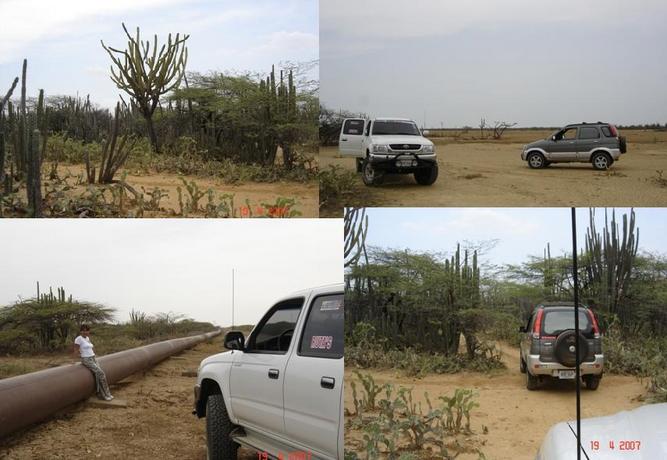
558,370 -> 576,379
396,159 -> 416,167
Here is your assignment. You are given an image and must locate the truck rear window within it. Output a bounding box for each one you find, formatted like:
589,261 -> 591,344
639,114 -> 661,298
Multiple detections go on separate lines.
343,119 -> 364,135
299,294 -> 343,359
542,310 -> 591,336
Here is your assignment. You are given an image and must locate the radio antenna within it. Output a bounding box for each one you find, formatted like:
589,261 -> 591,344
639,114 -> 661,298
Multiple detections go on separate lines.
571,208 -> 582,460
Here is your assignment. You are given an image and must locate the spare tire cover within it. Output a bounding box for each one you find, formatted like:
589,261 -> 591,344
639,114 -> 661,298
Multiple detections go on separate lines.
554,330 -> 589,367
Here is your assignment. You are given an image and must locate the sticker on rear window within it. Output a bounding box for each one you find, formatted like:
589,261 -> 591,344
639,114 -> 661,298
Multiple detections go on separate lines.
320,299 -> 343,311
310,336 -> 333,350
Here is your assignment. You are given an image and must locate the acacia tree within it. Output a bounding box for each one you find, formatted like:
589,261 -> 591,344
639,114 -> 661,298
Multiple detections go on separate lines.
101,23 -> 189,153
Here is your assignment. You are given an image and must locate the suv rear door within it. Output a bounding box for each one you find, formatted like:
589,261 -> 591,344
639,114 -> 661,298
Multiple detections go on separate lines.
577,126 -> 602,160
229,297 -> 304,437
339,118 -> 366,156
538,308 -> 596,363
283,292 -> 344,459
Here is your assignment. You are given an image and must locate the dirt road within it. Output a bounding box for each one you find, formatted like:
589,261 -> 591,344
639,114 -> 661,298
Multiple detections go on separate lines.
321,131 -> 667,208
345,344 -> 646,459
0,336 -> 254,459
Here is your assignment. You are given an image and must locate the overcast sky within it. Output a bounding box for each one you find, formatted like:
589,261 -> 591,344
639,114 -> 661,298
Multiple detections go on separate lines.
0,219 -> 342,326
321,0 -> 667,128
0,0 -> 318,109
363,208 -> 666,269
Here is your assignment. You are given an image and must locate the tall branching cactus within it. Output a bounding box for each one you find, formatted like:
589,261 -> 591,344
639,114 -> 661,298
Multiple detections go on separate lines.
345,207 -> 368,268
0,77 -> 19,187
101,23 -> 189,153
583,208 -> 639,320
259,65 -> 298,166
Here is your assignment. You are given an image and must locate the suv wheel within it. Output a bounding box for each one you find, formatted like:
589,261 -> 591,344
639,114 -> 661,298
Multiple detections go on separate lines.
206,394 -> 239,460
361,158 -> 383,186
554,330 -> 589,367
592,152 -> 613,170
527,152 -> 546,169
584,374 -> 601,391
526,370 -> 539,390
414,163 -> 438,185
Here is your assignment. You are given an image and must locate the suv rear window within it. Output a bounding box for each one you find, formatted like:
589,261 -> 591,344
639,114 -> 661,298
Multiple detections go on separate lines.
299,294 -> 343,359
542,309 -> 591,336
601,126 -> 613,137
579,127 -> 600,139
343,119 -> 364,135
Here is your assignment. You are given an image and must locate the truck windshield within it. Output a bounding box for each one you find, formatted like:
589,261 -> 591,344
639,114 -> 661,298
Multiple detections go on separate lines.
372,120 -> 420,136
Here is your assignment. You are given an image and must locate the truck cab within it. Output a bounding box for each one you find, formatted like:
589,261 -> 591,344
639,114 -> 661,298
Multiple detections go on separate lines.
339,117 -> 439,186
194,284 -> 344,460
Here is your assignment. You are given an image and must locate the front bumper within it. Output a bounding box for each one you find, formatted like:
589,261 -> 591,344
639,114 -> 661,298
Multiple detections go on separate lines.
526,354 -> 604,377
367,152 -> 437,173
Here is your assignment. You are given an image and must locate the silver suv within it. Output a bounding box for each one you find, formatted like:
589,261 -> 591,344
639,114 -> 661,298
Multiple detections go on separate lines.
519,303 -> 603,391
521,122 -> 627,170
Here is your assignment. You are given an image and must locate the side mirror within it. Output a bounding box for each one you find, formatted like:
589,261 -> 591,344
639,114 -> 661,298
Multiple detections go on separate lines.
422,130 -> 430,136
551,135 -> 557,141
518,326 -> 527,333
224,331 -> 245,350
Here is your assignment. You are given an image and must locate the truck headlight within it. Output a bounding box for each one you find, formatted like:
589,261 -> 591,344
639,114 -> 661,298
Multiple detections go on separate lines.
372,144 -> 388,153
422,144 -> 434,154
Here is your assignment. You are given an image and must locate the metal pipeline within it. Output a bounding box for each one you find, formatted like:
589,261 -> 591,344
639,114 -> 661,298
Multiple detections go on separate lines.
0,330 -> 221,438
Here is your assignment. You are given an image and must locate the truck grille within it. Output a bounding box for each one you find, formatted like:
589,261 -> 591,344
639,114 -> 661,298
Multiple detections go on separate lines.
389,144 -> 421,151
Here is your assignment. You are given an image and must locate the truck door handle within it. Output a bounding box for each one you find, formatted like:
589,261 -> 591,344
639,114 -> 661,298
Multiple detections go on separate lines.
321,376 -> 335,389
341,138 -> 348,141
268,369 -> 279,379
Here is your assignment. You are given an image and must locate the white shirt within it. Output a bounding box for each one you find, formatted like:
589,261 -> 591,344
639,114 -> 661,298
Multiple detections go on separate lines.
74,335 -> 95,358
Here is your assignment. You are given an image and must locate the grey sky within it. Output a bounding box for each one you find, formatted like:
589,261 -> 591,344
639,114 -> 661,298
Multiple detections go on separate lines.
0,219 -> 342,326
363,207 -> 666,269
321,0 -> 667,127
0,0 -> 318,109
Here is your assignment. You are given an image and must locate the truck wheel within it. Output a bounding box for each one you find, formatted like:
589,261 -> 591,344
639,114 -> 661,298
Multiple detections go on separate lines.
414,163 -> 438,185
592,152 -> 613,170
526,370 -> 539,390
527,152 -> 545,169
361,159 -> 383,186
206,394 -> 238,460
583,374 -> 601,391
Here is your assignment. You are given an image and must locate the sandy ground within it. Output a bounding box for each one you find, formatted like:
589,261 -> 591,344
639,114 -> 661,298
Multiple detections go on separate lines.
0,336 -> 254,459
345,344 -> 646,460
61,164 -> 318,217
320,129 -> 667,209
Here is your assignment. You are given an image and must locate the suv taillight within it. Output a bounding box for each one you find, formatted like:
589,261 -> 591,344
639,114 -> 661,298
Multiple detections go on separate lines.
588,310 -> 601,338
532,309 -> 544,339
610,124 -> 618,137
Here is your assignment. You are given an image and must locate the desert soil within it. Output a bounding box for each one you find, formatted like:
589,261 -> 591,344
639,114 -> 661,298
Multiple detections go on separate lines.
345,343 -> 647,460
320,129 -> 667,210
0,336 -> 254,459
63,164 -> 319,217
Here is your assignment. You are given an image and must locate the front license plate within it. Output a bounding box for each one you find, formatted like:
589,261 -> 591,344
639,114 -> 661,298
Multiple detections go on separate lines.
558,370 -> 576,379
396,159 -> 415,167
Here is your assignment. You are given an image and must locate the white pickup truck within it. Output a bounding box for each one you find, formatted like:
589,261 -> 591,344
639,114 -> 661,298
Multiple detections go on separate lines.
193,284 -> 344,460
338,117 -> 438,186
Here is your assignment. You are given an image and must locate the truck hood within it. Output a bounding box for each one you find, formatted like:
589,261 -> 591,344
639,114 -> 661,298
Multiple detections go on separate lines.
537,403 -> 667,459
199,350 -> 235,369
369,134 -> 433,146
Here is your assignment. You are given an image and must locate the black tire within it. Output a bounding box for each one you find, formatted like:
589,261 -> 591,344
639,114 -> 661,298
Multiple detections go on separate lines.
584,374 -> 601,391
527,152 -> 546,169
553,330 -> 589,367
592,152 -> 613,170
361,158 -> 383,186
520,355 -> 527,374
526,370 -> 539,390
619,136 -> 627,153
414,163 -> 438,185
206,394 -> 238,460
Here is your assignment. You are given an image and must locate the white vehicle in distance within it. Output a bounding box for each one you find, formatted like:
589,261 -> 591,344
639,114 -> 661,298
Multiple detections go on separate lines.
536,403 -> 667,459
338,117 -> 438,186
193,284 -> 344,460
